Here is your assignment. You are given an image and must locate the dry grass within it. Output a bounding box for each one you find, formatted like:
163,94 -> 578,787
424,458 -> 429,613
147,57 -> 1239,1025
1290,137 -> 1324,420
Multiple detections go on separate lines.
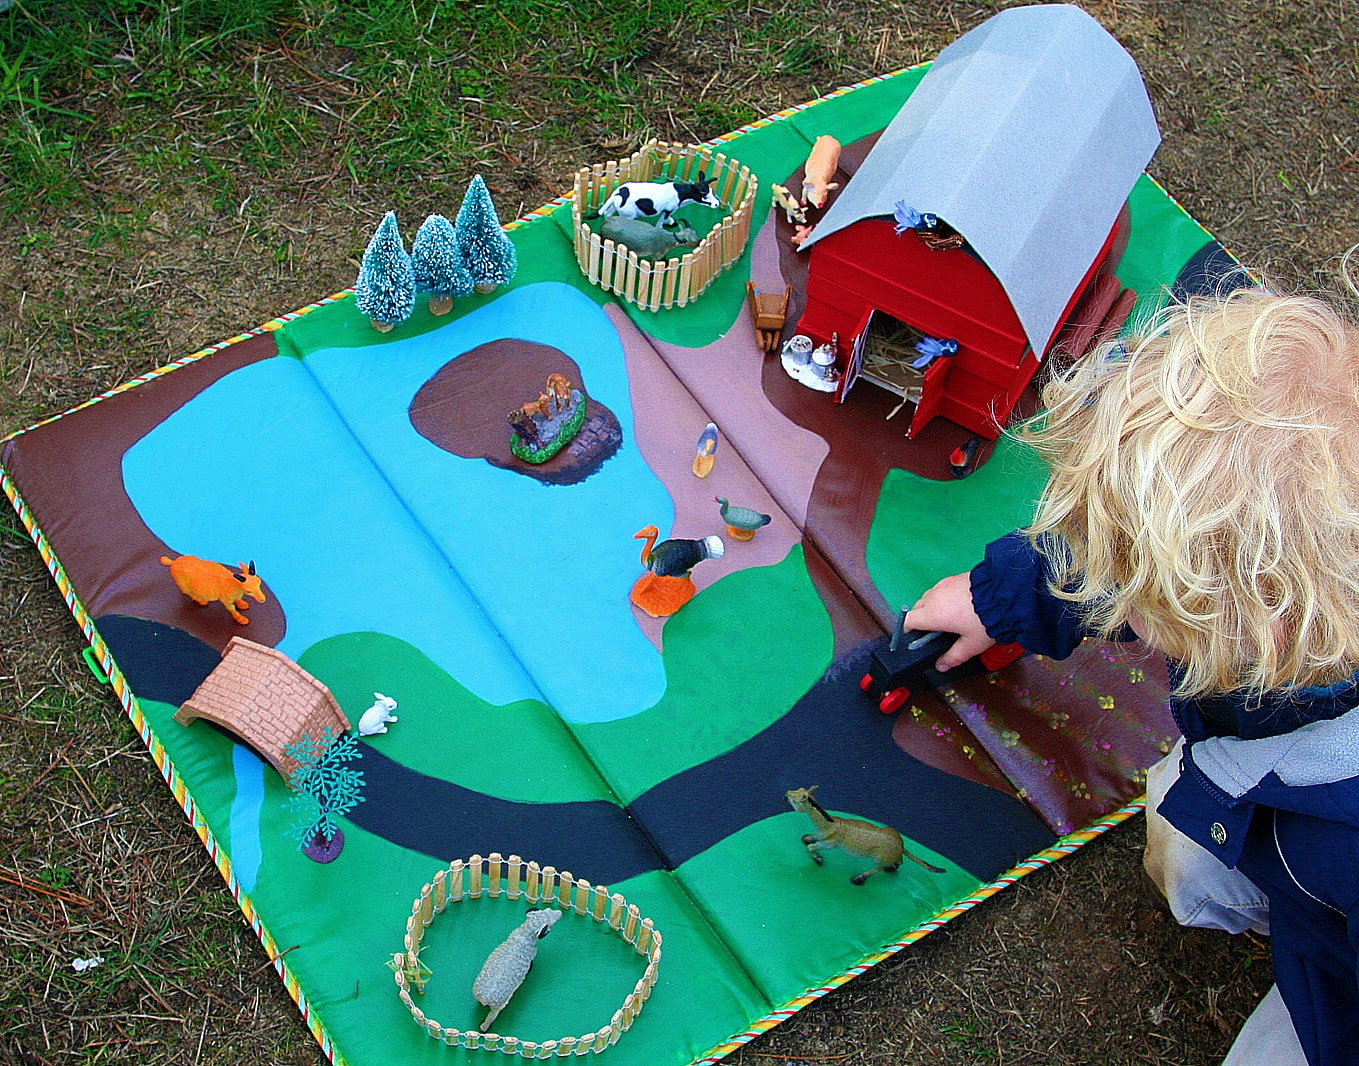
2,1 -> 1357,1063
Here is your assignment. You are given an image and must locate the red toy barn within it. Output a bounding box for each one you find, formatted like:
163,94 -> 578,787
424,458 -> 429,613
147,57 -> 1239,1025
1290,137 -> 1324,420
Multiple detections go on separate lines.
795,4 -> 1161,443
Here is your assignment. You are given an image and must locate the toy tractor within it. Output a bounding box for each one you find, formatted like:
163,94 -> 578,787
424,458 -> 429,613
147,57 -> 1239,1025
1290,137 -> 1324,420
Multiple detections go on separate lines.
860,625 -> 1026,715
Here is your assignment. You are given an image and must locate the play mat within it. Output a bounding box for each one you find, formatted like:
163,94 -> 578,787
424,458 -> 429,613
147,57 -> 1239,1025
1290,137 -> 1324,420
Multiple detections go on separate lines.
0,27 -> 1236,1066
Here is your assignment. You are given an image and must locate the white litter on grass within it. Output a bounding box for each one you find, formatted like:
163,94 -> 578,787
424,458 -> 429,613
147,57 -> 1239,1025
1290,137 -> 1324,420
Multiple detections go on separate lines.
71,956 -> 105,972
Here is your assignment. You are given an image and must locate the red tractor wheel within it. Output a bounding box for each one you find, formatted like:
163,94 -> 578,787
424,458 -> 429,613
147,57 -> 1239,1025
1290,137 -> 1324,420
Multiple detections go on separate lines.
980,641 -> 1025,672
878,686 -> 911,715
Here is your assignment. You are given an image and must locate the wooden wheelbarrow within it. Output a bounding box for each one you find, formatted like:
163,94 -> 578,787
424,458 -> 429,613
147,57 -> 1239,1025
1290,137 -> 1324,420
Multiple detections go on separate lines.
746,281 -> 791,353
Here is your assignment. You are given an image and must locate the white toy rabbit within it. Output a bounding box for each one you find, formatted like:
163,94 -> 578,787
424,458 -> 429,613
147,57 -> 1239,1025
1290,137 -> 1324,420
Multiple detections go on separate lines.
357,692 -> 398,736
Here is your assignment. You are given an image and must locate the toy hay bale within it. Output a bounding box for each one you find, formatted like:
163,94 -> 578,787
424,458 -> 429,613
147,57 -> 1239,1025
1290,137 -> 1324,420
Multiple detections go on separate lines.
572,140 -> 757,311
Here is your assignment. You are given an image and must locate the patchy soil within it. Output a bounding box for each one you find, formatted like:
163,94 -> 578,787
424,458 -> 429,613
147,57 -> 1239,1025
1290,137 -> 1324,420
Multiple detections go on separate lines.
2,2 -> 1356,1064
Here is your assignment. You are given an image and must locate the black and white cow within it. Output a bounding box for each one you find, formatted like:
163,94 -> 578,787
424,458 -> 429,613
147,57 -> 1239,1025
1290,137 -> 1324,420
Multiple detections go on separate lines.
588,173 -> 721,228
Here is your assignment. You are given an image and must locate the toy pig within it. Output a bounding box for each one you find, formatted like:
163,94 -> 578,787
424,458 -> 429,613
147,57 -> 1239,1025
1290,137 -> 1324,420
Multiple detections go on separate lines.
357,693 -> 398,736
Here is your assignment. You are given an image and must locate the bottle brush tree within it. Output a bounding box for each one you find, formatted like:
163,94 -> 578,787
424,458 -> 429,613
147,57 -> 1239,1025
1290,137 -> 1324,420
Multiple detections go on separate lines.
454,174 -> 518,294
285,728 -> 366,863
411,213 -> 473,316
354,210 -> 415,331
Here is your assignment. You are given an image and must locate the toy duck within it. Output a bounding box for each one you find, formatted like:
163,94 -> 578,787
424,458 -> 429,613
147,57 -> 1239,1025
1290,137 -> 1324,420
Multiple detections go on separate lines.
629,525 -> 725,617
714,497 -> 772,541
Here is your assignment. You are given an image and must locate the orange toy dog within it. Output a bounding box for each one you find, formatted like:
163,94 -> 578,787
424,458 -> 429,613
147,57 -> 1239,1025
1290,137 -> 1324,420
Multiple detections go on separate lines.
160,555 -> 265,625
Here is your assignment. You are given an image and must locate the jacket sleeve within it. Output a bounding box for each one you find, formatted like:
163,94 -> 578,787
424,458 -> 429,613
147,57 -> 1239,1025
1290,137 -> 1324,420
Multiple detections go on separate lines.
1158,714 -> 1359,867
969,530 -> 1131,659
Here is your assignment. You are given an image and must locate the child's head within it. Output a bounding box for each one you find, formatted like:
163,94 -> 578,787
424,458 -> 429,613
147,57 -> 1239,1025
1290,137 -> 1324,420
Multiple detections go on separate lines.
1024,284 -> 1359,697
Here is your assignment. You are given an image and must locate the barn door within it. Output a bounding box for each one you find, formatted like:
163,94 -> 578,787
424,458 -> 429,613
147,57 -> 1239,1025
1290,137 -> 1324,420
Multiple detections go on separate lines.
834,311 -> 874,403
906,351 -> 955,438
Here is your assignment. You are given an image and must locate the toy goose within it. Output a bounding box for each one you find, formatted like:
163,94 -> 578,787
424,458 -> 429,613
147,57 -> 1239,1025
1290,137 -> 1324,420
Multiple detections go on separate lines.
629,525 -> 725,617
472,908 -> 562,1033
714,497 -> 772,541
634,525 -> 724,577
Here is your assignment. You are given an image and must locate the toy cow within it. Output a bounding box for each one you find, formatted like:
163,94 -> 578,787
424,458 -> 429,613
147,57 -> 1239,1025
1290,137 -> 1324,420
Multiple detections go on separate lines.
160,554 -> 265,625
589,174 -> 720,229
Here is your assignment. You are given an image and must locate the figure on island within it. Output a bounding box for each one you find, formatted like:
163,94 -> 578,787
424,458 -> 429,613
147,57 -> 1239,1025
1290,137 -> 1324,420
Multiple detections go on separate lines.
507,373 -> 587,464
160,554 -> 265,625
285,728 -> 366,863
454,174 -> 517,294
472,908 -> 563,1033
714,497 -> 772,541
411,213 -> 473,315
629,524 -> 724,618
786,786 -> 944,884
354,210 -> 415,332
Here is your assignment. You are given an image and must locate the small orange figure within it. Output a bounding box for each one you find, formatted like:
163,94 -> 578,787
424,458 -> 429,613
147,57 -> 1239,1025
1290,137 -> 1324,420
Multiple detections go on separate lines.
160,554 -> 266,625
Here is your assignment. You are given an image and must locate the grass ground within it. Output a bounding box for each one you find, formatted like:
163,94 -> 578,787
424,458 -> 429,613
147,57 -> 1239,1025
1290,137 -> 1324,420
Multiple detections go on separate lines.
2,1 -> 1357,1064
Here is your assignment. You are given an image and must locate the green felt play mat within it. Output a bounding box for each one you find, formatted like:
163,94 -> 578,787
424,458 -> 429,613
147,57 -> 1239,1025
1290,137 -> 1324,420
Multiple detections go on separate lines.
1,53 -> 1224,1066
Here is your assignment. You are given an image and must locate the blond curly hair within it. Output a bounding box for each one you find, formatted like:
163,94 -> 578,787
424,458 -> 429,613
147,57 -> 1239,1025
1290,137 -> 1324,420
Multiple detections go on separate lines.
1021,285 -> 1359,697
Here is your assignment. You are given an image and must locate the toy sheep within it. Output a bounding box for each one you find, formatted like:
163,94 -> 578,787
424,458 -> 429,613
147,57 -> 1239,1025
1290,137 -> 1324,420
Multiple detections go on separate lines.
599,216 -> 700,260
472,908 -> 563,1032
357,693 -> 398,736
785,786 -> 945,884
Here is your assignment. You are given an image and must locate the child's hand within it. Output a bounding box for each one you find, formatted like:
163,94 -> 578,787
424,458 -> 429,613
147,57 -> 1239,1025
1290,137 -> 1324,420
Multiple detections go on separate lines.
901,572 -> 996,672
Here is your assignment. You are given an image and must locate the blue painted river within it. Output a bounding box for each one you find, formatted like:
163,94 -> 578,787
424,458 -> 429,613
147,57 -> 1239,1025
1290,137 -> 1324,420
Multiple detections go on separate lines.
123,283 -> 671,724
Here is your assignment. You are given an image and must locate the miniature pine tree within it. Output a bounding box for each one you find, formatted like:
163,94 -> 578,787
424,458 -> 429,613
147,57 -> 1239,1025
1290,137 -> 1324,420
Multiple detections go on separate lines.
354,210 -> 415,331
411,213 -> 473,316
285,728 -> 366,862
453,174 -> 517,294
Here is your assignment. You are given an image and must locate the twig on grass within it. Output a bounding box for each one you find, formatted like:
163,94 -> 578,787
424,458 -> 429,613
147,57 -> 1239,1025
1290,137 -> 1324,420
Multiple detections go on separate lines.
0,870 -> 95,908
7,735 -> 80,806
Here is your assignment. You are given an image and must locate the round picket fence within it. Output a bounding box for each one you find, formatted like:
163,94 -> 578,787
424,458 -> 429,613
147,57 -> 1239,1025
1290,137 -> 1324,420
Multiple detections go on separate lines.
391,852 -> 662,1056
572,139 -> 757,312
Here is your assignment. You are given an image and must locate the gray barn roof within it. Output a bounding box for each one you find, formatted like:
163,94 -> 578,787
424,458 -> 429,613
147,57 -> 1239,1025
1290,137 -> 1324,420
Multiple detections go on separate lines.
801,4 -> 1161,356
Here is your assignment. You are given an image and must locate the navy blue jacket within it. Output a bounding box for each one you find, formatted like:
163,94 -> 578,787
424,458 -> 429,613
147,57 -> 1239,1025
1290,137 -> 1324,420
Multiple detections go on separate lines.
971,531 -> 1359,1065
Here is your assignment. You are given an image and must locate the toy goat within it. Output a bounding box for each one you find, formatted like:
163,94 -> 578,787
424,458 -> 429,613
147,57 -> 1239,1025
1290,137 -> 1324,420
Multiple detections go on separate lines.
785,786 -> 945,884
473,908 -> 563,1032
160,554 -> 265,625
801,135 -> 842,210
589,174 -> 721,228
770,182 -> 808,225
358,693 -> 398,736
599,216 -> 700,260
